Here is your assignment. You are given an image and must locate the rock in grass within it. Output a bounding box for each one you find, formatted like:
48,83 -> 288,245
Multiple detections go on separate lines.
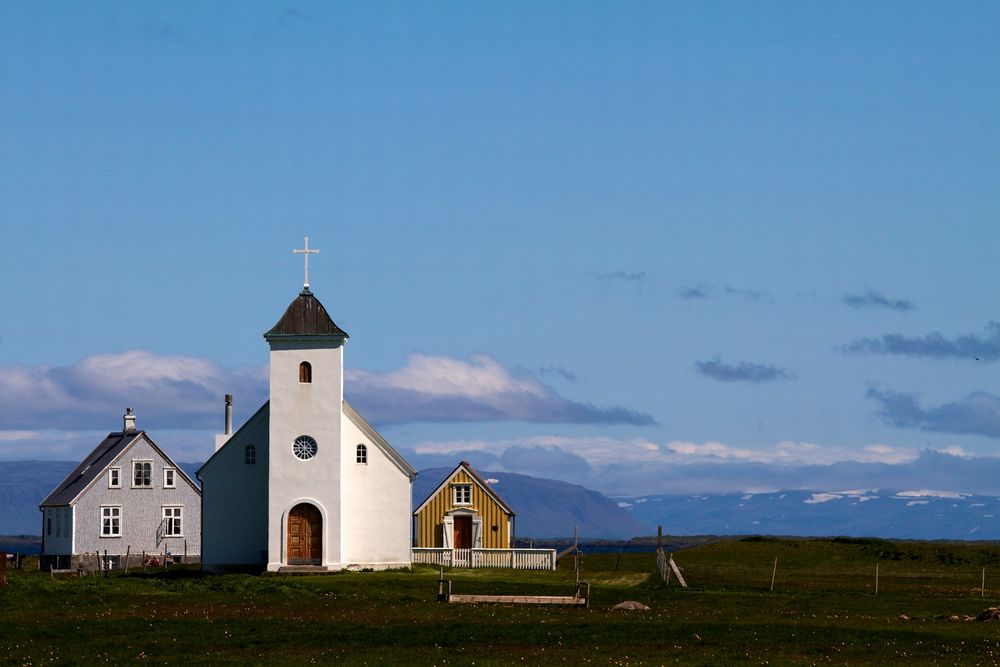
613,601 -> 650,611
976,607 -> 1000,621
898,614 -> 910,621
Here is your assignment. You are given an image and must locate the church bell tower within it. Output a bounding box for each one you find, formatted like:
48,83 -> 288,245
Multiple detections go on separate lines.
262,241 -> 350,570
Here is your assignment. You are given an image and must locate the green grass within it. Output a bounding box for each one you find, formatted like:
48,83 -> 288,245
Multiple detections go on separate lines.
5,538 -> 1000,665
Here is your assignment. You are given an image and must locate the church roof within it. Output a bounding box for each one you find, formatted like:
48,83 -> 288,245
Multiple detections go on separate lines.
264,287 -> 349,341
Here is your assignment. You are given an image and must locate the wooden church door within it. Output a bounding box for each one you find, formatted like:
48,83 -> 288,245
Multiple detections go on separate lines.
453,515 -> 472,549
287,503 -> 322,564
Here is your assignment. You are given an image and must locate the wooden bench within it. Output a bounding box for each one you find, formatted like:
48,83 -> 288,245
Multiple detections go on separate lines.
439,579 -> 590,607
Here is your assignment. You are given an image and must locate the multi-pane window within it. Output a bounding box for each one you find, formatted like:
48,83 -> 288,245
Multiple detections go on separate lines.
101,506 -> 121,537
245,445 -> 256,465
133,461 -> 152,487
162,507 -> 182,537
109,468 -> 121,488
356,444 -> 367,464
453,484 -> 472,505
163,468 -> 176,488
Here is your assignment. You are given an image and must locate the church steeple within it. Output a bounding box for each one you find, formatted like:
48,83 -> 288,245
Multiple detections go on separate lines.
264,289 -> 349,342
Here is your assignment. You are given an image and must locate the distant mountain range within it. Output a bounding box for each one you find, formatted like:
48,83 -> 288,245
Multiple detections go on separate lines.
413,466 -> 650,539
620,489 -> 1000,541
6,460 -> 1000,542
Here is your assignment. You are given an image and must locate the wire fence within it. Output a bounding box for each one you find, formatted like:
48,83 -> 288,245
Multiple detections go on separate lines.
675,561 -> 995,597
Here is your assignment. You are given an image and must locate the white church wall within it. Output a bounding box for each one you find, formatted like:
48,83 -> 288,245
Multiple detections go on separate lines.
267,341 -> 344,570
200,409 -> 269,567
341,416 -> 413,567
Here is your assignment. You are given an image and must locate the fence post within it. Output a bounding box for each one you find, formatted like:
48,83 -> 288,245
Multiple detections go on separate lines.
875,562 -> 879,596
983,567 -> 986,599
770,557 -> 778,592
1,551 -> 7,589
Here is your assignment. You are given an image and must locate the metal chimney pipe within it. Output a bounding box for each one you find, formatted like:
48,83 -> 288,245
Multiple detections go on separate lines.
224,394 -> 233,435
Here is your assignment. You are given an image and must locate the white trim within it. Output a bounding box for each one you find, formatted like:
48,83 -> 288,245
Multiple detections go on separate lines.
108,467 -> 121,488
452,483 -> 472,506
100,505 -> 121,537
442,508 -> 483,549
163,467 -> 176,489
161,506 -> 183,538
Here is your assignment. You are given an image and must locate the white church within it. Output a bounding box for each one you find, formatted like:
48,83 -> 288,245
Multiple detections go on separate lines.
198,243 -> 417,571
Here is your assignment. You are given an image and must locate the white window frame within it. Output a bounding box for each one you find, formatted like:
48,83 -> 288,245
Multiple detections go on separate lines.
163,467 -> 176,489
162,506 -> 182,537
101,506 -> 121,537
108,467 -> 121,488
453,483 -> 472,506
356,444 -> 367,464
132,460 -> 153,488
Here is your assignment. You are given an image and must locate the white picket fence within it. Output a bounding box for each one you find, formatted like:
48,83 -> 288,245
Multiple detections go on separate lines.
412,547 -> 557,571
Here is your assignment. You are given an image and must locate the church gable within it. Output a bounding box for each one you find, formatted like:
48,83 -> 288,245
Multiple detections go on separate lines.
342,400 -> 417,480
197,401 -> 270,479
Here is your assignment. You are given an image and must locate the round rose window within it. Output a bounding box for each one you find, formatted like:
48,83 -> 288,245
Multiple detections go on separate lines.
293,435 -> 318,460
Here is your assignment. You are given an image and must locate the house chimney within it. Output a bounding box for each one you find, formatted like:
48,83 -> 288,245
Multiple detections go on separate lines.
225,394 -> 233,436
123,408 -> 136,432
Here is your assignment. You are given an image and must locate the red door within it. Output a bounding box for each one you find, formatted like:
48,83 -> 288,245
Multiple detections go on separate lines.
288,504 -> 322,563
453,515 -> 472,549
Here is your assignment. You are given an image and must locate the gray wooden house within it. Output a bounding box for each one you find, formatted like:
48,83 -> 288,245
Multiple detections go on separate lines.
39,409 -> 201,571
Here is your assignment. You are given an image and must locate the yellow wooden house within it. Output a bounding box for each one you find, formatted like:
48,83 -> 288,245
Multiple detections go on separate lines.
414,461 -> 515,549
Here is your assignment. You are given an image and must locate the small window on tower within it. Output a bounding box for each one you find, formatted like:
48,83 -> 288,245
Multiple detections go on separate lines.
299,362 -> 312,383
356,444 -> 367,464
245,445 -> 256,465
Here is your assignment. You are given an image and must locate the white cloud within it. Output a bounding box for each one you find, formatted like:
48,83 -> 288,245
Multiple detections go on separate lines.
907,500 -> 930,506
804,493 -> 843,504
347,353 -> 655,426
0,350 -> 267,432
896,489 -> 969,499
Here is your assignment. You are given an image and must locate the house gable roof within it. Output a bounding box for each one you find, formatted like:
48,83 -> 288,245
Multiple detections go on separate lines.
263,288 -> 348,342
413,460 -> 514,517
343,400 -> 417,480
40,431 -> 200,507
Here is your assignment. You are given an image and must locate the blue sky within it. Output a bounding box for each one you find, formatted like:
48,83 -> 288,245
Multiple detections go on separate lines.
2,2 -> 999,496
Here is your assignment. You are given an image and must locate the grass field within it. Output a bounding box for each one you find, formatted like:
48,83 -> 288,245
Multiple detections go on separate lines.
5,537 -> 1000,665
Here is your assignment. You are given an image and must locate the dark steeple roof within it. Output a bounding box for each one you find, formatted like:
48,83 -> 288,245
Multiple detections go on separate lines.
264,287 -> 349,341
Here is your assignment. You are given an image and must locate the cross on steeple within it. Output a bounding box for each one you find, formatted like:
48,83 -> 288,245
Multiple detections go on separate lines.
293,236 -> 320,289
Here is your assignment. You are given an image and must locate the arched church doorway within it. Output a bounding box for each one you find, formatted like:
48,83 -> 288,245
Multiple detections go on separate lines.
287,503 -> 322,564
